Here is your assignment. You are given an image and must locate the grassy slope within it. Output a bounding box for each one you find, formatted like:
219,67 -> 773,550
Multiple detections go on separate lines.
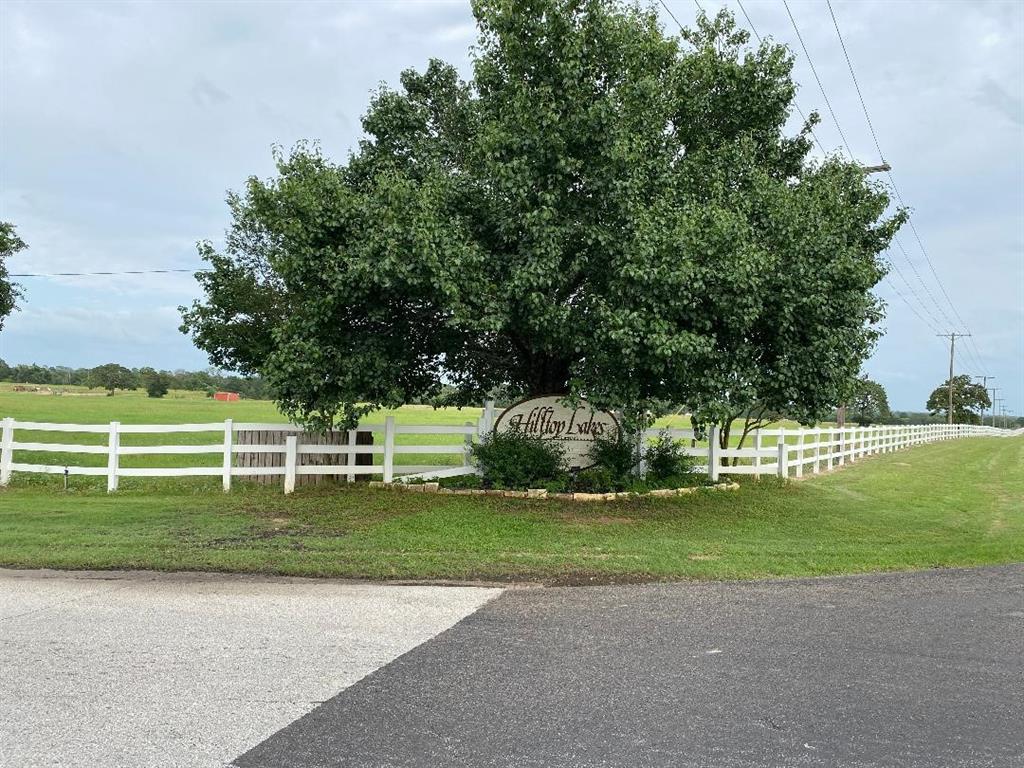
1,436 -> 1020,582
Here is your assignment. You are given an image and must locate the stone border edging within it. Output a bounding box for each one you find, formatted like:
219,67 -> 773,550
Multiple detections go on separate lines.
368,480 -> 740,501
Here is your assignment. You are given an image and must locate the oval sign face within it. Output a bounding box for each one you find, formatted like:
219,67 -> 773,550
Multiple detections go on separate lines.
493,396 -> 620,469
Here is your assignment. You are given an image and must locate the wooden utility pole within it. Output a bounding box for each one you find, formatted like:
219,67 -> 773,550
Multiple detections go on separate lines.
989,388 -> 1001,428
937,333 -> 970,425
974,376 -> 995,427
991,399 -> 1007,430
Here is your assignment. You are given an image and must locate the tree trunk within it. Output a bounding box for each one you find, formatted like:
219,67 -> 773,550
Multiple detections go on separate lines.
522,351 -> 572,396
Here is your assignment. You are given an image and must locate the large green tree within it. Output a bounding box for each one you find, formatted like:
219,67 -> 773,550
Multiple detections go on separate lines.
182,2 -> 902,432
87,363 -> 138,395
926,374 -> 990,425
139,367 -> 172,398
0,222 -> 26,331
847,375 -> 891,426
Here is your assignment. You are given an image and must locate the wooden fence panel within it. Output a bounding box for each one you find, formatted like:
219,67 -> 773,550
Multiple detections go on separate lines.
234,429 -> 373,486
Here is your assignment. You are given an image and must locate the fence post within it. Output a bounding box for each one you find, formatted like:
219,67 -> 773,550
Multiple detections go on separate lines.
795,430 -> 805,478
481,400 -> 496,436
753,429 -> 762,478
346,429 -> 357,483
222,419 -> 233,492
283,435 -> 297,494
813,428 -> 822,474
707,425 -> 719,482
107,421 -> 120,493
463,421 -> 474,467
777,439 -> 788,479
382,415 -> 396,484
0,417 -> 14,486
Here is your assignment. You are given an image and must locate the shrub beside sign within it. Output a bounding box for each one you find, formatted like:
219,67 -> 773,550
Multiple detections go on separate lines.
493,395 -> 619,468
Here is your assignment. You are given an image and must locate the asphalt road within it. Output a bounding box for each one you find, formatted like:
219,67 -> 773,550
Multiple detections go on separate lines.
0,570 -> 500,768
235,565 -> 1024,768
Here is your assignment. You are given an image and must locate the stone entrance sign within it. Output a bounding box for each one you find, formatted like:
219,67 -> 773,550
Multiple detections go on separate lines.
493,395 -> 619,468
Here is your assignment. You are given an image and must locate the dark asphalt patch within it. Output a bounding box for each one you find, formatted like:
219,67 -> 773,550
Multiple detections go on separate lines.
233,565 -> 1024,768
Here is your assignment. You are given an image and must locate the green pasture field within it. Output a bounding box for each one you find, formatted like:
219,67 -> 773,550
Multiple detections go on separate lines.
0,436 -> 1020,582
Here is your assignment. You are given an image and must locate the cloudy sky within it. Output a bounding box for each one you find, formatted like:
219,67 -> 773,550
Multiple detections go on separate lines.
1,0 -> 1021,414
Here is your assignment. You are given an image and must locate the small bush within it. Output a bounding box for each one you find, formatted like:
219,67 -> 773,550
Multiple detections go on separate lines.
645,432 -> 697,482
471,429 -> 567,489
573,467 -> 622,493
586,432 -> 637,486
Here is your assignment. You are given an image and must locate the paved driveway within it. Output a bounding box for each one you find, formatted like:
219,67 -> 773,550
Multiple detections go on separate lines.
237,565 -> 1024,768
3,566 -> 1022,768
0,570 -> 500,768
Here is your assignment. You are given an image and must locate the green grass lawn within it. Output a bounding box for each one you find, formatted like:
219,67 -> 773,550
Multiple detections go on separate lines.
0,436 -> 1019,583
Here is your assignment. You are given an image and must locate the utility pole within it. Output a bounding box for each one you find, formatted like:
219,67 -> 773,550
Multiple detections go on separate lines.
974,376 -> 995,427
993,399 -> 1005,429
988,387 -> 1000,428
937,333 -> 970,425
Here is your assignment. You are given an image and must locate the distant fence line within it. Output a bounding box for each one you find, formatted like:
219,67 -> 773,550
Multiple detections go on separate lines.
0,412 -> 1015,494
654,423 -> 1016,482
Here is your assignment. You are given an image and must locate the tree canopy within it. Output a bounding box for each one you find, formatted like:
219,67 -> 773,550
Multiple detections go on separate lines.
0,222 -> 26,332
87,363 -> 138,394
182,1 -> 904,431
139,368 -> 172,398
926,375 -> 991,425
848,375 -> 891,426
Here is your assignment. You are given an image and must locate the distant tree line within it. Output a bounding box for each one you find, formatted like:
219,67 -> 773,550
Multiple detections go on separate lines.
0,360 -> 271,400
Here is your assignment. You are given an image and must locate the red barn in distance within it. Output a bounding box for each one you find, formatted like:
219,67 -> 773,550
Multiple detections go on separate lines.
213,391 -> 240,402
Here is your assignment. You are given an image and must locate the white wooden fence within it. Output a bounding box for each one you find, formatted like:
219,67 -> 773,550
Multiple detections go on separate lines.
0,416 -> 483,493
0,413 -> 1012,494
646,423 -> 1013,481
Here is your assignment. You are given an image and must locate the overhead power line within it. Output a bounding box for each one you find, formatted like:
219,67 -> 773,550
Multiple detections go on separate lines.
825,0 -> 885,164
885,258 -> 945,332
658,0 -> 690,32
664,0 -> 970,356
10,268 -> 208,278
881,277 -> 944,338
822,0 -> 989,376
733,0 -> 827,157
892,236 -> 957,330
780,0 -> 855,160
744,0 -> 967,354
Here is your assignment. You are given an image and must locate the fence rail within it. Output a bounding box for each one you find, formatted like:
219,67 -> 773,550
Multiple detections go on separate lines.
0,414 -> 486,493
643,423 -> 1014,481
0,412 -> 1015,494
